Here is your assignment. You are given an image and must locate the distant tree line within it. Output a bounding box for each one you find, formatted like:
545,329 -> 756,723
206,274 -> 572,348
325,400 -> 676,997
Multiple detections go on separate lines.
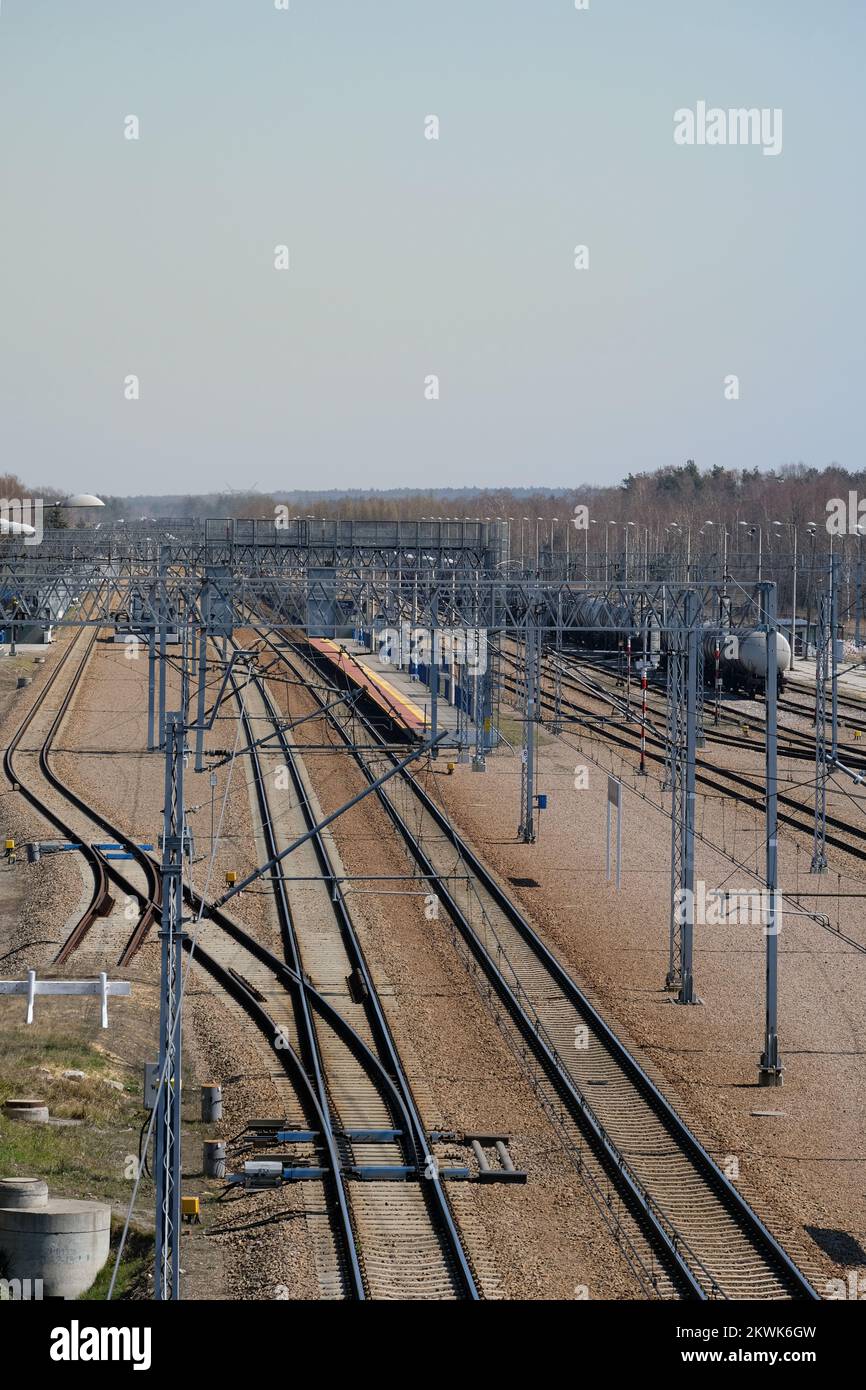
10,461 -> 866,538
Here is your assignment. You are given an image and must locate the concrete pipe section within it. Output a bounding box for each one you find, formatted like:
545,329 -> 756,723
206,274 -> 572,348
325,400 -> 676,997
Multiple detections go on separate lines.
0,1179 -> 111,1299
0,1178 -> 48,1208
3,1099 -> 49,1123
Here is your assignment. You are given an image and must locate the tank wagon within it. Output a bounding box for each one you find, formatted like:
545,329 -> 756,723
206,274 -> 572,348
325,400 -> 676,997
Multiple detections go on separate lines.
566,594 -> 791,696
703,627 -> 791,696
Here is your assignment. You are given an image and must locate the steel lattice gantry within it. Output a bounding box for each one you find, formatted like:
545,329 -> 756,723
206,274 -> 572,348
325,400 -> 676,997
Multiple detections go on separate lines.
665,590 -> 699,1004
518,607 -> 542,843
810,589 -> 830,875
759,582 -> 783,1087
153,712 -> 188,1300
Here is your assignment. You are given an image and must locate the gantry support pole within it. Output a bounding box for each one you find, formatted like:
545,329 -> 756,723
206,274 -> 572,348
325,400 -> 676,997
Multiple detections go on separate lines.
153,710 -> 187,1300
666,589 -> 699,1003
680,594 -> 699,1004
810,589 -> 829,874
194,612 -> 208,773
665,612 -> 685,979
429,593 -> 438,759
552,596 -> 563,735
157,546 -> 169,749
518,607 -> 539,843
830,553 -> 838,765
147,620 -> 157,751
759,583 -> 783,1086
695,631 -> 705,750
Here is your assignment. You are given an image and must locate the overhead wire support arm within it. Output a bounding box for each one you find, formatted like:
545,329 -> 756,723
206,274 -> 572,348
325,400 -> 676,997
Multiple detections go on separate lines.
211,732 -> 448,912
205,688 -> 360,771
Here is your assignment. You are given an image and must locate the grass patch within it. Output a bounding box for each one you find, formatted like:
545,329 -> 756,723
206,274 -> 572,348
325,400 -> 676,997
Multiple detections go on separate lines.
493,715 -> 523,748
0,1024 -> 154,1208
0,656 -> 41,693
79,1222 -> 153,1301
492,714 -> 555,752
0,1030 -> 126,1124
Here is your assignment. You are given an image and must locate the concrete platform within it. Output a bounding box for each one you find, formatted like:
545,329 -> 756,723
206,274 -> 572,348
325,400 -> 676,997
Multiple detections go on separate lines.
0,642 -> 53,656
309,637 -> 462,738
787,654 -> 866,697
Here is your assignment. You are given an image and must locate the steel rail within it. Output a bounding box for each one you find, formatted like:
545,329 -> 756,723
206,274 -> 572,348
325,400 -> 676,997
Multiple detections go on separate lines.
499,654 -> 866,864
244,656 -> 481,1299
3,628 -> 116,961
222,660 -> 367,1298
1,617 -> 164,965
267,630 -> 818,1302
541,647 -> 866,768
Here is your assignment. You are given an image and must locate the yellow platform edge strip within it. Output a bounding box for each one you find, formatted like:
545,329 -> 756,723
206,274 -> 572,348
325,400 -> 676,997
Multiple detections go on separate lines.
314,640 -> 428,725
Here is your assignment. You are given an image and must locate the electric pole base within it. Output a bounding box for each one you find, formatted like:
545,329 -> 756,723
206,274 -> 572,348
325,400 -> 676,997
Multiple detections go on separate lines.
758,1064 -> 784,1088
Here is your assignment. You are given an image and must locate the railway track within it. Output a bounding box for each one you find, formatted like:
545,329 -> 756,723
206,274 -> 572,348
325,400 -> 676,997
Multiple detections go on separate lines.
774,681 -> 866,733
220,646 -> 479,1299
5,631 -> 460,1298
3,624 -> 161,964
500,648 -> 866,867
4,628 -> 111,960
8,656 -> 363,1297
546,646 -> 866,768
254,626 -> 818,1302
7,629 -> 474,1298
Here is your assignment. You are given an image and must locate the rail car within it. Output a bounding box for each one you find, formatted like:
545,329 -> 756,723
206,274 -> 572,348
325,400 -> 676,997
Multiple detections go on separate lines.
566,596 -> 791,696
703,627 -> 792,697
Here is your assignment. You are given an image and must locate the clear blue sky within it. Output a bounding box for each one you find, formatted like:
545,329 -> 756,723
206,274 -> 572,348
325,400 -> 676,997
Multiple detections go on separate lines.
1,1 -> 863,494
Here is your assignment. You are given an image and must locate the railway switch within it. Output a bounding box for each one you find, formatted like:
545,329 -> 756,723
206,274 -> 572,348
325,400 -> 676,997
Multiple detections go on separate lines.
230,1122 -> 526,1187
